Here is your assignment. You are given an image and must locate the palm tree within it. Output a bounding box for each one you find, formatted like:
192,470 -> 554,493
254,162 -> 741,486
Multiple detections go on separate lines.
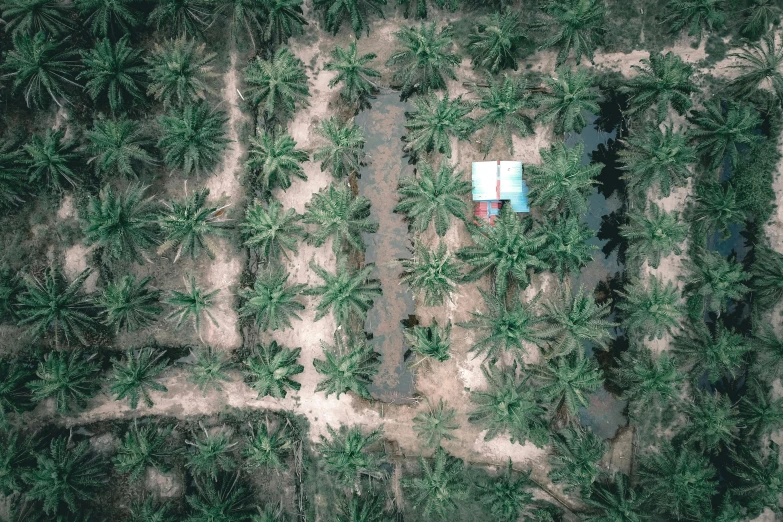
79,37 -> 146,113
457,205 -> 547,296
540,284 -> 615,356
313,117 -> 366,180
475,460 -> 532,522
741,379 -> 783,442
404,319 -> 451,365
548,426 -> 606,495
313,0 -> 386,37
386,22 -> 460,97
621,203 -> 687,269
244,419 -> 294,470
673,320 -> 749,382
537,67 -> 600,135
621,53 -> 698,124
146,37 -> 216,108
303,183 -> 378,253
538,215 -> 595,279
244,48 -> 310,124
126,497 -> 175,522
157,103 -> 230,176
401,242 -> 462,307
307,259 -> 382,327
99,275 -> 161,332
752,320 -> 783,380
728,33 -> 783,102
238,264 -> 306,331
395,160 -> 470,236
526,142 -> 601,216
113,422 -> 178,481
0,358 -> 33,416
335,492 -> 389,522
76,0 -> 141,37
186,425 -> 238,480
474,74 -> 535,154
469,363 -> 549,446
533,0 -> 605,66
27,349 -> 100,413
240,200 -> 305,261
186,475 -> 252,522
85,118 -> 154,179
313,331 -> 380,399
536,352 -> 602,420
689,180 -> 744,239
244,341 -> 303,399
740,0 -> 780,40
260,0 -> 307,46
467,10 -> 527,74
663,0 -> 726,39
0,426 -> 31,495
412,398 -> 459,447
613,347 -> 684,416
187,345 -> 234,395
459,288 -> 545,362
681,390 -> 740,454
687,100 -> 763,170
246,130 -> 309,193
616,276 -> 683,341
0,139 -> 28,209
619,123 -> 696,198
751,247 -> 783,311
583,473 -> 644,522
317,424 -> 383,486
324,42 -> 381,104
23,128 -> 81,191
402,93 -> 474,158
219,0 -> 263,49
158,188 -> 231,262
147,0 -> 214,37
23,437 -> 106,516
1,0 -> 71,36
110,347 -> 170,409
730,442 -> 783,516
84,184 -> 159,265
397,0 -> 456,19
403,447 -> 466,520
681,249 -> 750,314
166,274 -> 219,333
17,266 -> 97,345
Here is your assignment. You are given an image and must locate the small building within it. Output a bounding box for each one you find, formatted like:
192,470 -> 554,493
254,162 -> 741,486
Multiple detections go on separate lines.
472,160 -> 529,224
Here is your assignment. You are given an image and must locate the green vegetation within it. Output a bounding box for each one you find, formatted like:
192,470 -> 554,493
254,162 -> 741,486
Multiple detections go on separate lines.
303,182 -> 378,253
474,74 -> 535,154
400,241 -> 462,306
412,398 -> 459,447
238,265 -> 306,331
621,52 -> 698,123
245,341 -> 303,398
403,318 -> 451,365
536,67 -> 600,135
533,0 -> 605,65
526,142 -> 600,216
313,332 -> 380,399
307,258 -> 382,325
247,130 -> 309,193
79,37 -> 145,113
109,347 -> 170,409
387,22 -> 460,97
324,42 -> 381,104
467,10 -> 527,74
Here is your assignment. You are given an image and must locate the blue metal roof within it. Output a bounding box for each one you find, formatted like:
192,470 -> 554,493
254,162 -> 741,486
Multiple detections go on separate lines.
471,161 -> 529,212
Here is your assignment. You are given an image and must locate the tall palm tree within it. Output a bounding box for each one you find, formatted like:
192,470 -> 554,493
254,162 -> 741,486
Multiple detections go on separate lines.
0,138 -> 28,209
387,22 -> 460,97
1,0 -> 71,36
147,0 -> 214,37
113,422 -> 178,481
681,390 -> 740,454
0,358 -> 33,416
186,475 -> 253,522
621,52 -> 698,124
404,447 -> 466,520
616,276 -> 683,341
689,180 -> 744,239
110,347 -> 170,409
583,473 -> 645,522
244,47 -> 310,124
681,249 -> 750,315
313,331 -> 380,399
751,246 -> 783,310
401,241 -> 461,307
76,0 -> 141,37
538,215 -> 595,280
412,398 -> 459,447
673,320 -> 749,382
476,459 -> 532,522
260,0 -> 307,46
186,425 -> 238,480
394,160 -> 470,236
739,378 -> 783,440
99,275 -> 161,333
244,419 -> 294,470
619,123 -> 695,199
536,67 -> 600,135
533,0 -> 605,66
158,187 -> 231,262
79,36 -> 146,114
474,74 -> 535,154
245,341 -> 303,398
613,347 -> 684,418
157,103 -> 230,176
663,0 -> 726,39
548,426 -> 606,495
317,424 -> 383,486
687,100 -> 763,170
85,118 -> 154,179
27,349 -> 101,413
402,93 -> 474,158
728,33 -> 783,102
303,182 -> 378,253
313,0 -> 386,37
313,117 -> 365,180
540,284 -> 615,356
84,184 -> 159,265
752,320 -> 783,380
23,128 -> 81,191
240,200 -> 305,261
146,37 -> 216,108
534,352 -> 602,419
247,130 -> 309,192
238,264 -> 306,331
166,274 -> 219,333
730,442 -> 783,516
467,10 -> 527,74
307,258 -> 382,326
324,42 -> 381,104
187,345 -> 234,395
219,0 -> 263,49
526,142 -> 601,216
457,205 -> 547,296
2,31 -> 79,108
469,363 -> 549,446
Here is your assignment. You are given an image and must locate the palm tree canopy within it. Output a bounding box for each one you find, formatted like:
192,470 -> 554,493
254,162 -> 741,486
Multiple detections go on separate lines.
147,0 -> 214,37
728,32 -> 783,102
244,47 -> 310,123
617,276 -> 683,341
536,66 -> 600,135
238,264 -> 306,331
476,460 -> 533,522
1,0 -> 72,36
158,187 -> 231,262
185,427 -> 238,480
246,130 -> 309,193
474,74 -> 536,154
303,182 -> 378,253
113,423 -> 178,482
23,128 -> 81,191
752,320 -> 783,380
663,0 -> 726,38
240,199 -> 305,261
98,274 -> 162,333
386,22 -> 460,97
690,180 -> 744,240
526,142 -> 601,216
243,420 -> 294,470
313,117 -> 365,180
535,352 -> 603,419
730,442 -> 783,515
78,36 -> 146,113
681,249 -> 750,314
313,0 -> 386,37
687,100 -> 764,170
613,347 -> 684,417
27,349 -> 101,413
413,398 -> 459,447
254,0 -> 307,46
146,37 -> 217,108
621,52 -> 698,123
110,347 -> 170,409
313,331 -> 380,399
402,93 -> 474,158
681,390 -> 740,454
533,0 -> 605,66
317,424 -> 383,486
751,246 -> 783,311
166,274 -> 219,333
400,241 -> 462,307
540,284 -> 615,356
157,103 -> 230,176
76,0 -> 142,37
674,320 -> 750,382
324,42 -> 381,104
306,257 -> 382,325
583,473 -> 645,522
0,139 -> 28,209
404,447 -> 467,520
548,426 -> 607,495
244,341 -> 303,398
185,475 -> 253,522
85,118 -> 154,179
739,0 -> 779,40
538,215 -> 595,279
187,345 -> 234,395
467,10 -> 528,74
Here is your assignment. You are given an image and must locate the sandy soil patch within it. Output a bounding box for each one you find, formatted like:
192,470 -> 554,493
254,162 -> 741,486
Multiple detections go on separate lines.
63,243 -> 98,293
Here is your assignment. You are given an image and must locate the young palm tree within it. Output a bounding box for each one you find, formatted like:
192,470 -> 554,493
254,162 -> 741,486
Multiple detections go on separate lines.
335,492 -> 389,522
99,275 -> 162,332
681,390 -> 740,454
751,247 -> 783,310
673,320 -> 749,382
467,10 -> 527,74
619,123 -> 696,198
244,341 -> 303,399
158,188 -> 231,262
412,398 -> 459,448
23,128 -> 81,191
457,205 -> 547,296
147,0 -> 214,37
146,37 -> 216,108
537,67 -> 600,135
613,347 -> 684,416
313,331 -> 380,399
157,103 -> 230,176
85,118 -> 155,179
324,42 -> 381,104
187,345 -> 234,395
244,419 -> 294,470
166,274 -> 219,333
23,437 -> 107,516
583,473 -> 644,522
27,349 -> 100,413
739,378 -> 783,439
401,241 -> 462,307
246,130 -> 309,193
186,475 -> 253,522
317,424 -> 383,486
17,266 -> 97,345
313,117 -> 365,180
307,259 -> 382,326
616,276 -> 683,341
113,422 -> 178,482
186,425 -> 238,480
238,264 -> 306,331
402,93 -> 474,158
533,0 -> 605,66
84,184 -> 159,265
728,33 -> 783,102
476,459 -> 532,522
690,180 -> 744,239
1,0 -> 71,36
395,160 -> 470,236
534,352 -> 603,419
0,138 -> 28,209
548,426 -> 606,495
79,37 -> 146,113
386,22 -> 460,97
621,53 -> 698,124
540,284 -> 615,356
110,347 -> 170,409
539,215 -> 595,280
0,357 -> 33,416
730,442 -> 783,516
663,0 -> 726,39
621,204 -> 687,269
303,183 -> 378,253
244,48 -> 310,124
752,320 -> 783,379
404,447 -> 467,520
681,249 -> 750,314
527,142 -> 601,216
313,0 -> 385,37
76,0 -> 141,37
474,74 -> 535,154
687,100 -> 763,170
469,363 -> 549,446
240,200 -> 305,261
126,497 -> 175,522
404,319 -> 451,365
